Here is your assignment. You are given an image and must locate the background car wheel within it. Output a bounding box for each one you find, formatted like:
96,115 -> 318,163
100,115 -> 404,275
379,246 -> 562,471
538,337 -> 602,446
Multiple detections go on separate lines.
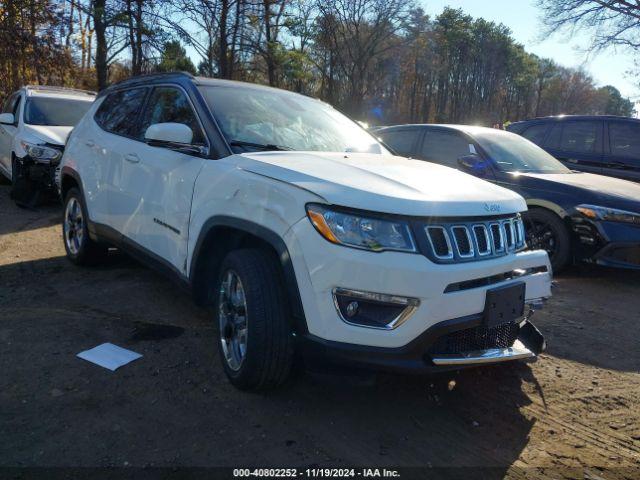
62,187 -> 107,265
523,208 -> 571,272
215,248 -> 294,391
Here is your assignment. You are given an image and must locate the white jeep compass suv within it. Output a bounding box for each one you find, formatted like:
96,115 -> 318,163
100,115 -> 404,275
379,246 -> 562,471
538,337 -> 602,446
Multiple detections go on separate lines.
58,73 -> 552,390
0,85 -> 95,204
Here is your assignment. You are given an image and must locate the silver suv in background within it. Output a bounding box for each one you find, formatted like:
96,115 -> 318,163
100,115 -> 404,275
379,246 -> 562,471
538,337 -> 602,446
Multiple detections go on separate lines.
0,86 -> 95,205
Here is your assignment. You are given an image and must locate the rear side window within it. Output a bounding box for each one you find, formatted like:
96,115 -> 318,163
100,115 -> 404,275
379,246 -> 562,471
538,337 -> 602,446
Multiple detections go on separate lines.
556,121 -> 600,153
419,130 -> 470,168
377,129 -> 419,157
94,87 -> 147,136
138,87 -> 205,145
609,122 -> 640,159
521,124 -> 548,146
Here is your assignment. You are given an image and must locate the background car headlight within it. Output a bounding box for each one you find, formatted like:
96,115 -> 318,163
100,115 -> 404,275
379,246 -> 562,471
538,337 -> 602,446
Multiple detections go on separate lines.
576,204 -> 640,226
20,141 -> 62,163
306,204 -> 417,252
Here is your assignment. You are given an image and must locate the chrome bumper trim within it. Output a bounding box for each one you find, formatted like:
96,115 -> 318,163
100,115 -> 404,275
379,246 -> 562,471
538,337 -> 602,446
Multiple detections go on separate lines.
430,339 -> 535,366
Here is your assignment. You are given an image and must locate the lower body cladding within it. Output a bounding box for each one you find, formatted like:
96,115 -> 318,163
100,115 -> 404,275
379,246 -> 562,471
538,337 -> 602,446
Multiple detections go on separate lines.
572,216 -> 640,269
286,218 -> 552,373
11,155 -> 59,205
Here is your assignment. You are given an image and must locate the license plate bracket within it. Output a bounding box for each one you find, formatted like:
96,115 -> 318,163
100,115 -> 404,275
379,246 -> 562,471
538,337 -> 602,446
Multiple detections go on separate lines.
483,282 -> 526,328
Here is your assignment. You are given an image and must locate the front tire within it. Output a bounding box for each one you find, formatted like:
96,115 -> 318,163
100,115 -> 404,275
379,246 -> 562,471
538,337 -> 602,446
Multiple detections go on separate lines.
523,208 -> 571,272
215,248 -> 294,391
62,187 -> 107,265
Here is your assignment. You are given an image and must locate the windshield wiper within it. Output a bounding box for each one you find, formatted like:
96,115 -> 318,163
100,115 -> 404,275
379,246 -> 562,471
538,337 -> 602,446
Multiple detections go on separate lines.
229,139 -> 293,151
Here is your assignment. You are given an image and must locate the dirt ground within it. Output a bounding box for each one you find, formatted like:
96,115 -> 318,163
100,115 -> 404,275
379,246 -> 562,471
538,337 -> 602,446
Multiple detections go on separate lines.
1,183 -> 639,479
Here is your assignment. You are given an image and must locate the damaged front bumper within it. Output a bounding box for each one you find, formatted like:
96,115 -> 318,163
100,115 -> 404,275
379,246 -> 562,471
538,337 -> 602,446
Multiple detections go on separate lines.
298,307 -> 546,375
430,320 -> 545,366
12,153 -> 62,203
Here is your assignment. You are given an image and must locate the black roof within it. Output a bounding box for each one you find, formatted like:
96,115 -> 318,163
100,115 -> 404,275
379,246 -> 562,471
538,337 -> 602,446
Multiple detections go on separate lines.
99,71 -> 303,97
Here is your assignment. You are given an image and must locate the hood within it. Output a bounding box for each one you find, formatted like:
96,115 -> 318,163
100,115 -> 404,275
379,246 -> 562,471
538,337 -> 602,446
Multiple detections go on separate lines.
518,171 -> 640,213
234,152 -> 526,217
22,124 -> 73,146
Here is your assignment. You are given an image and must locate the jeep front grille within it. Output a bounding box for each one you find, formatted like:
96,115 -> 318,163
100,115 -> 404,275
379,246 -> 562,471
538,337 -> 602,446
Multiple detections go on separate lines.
423,215 -> 525,263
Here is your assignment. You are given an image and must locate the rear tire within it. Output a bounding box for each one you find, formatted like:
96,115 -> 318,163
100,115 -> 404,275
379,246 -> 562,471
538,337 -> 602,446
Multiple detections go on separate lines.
523,208 -> 571,272
215,248 -> 294,391
62,187 -> 108,265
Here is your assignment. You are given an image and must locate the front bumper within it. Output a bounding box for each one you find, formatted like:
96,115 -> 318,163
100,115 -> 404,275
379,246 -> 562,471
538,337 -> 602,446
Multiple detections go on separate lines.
16,155 -> 59,190
285,217 -> 552,349
571,216 -> 640,269
298,314 -> 545,374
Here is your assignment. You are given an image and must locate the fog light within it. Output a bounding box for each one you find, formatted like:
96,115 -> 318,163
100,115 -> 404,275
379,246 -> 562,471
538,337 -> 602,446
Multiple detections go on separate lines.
345,301 -> 359,318
332,288 -> 419,330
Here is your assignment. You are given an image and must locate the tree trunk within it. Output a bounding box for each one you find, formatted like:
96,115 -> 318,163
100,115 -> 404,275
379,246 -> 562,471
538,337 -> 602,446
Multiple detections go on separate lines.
93,0 -> 108,90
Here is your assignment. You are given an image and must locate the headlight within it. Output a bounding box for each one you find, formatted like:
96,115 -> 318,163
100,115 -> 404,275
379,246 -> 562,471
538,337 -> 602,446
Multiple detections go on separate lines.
576,204 -> 640,226
306,204 -> 417,252
20,141 -> 62,163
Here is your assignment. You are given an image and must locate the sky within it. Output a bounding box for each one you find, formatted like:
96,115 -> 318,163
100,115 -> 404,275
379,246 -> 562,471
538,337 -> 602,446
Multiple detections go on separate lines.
421,0 -> 638,100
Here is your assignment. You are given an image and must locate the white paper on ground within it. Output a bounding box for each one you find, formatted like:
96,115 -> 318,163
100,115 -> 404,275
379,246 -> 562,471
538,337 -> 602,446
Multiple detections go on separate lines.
77,343 -> 143,371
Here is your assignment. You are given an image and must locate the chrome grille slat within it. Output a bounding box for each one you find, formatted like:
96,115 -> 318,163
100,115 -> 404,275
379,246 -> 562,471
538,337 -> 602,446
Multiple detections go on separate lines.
424,215 -> 525,263
473,224 -> 491,256
503,219 -> 515,251
451,226 -> 475,258
426,226 -> 453,260
490,223 -> 505,253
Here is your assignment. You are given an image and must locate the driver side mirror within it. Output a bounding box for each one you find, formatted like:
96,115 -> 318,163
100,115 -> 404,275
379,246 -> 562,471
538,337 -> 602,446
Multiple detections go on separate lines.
144,122 -> 206,156
145,122 -> 193,145
457,153 -> 488,177
0,113 -> 15,125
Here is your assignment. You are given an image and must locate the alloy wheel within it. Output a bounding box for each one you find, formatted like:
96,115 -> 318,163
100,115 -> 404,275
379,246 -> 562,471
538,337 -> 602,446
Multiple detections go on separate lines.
218,269 -> 248,371
64,197 -> 84,256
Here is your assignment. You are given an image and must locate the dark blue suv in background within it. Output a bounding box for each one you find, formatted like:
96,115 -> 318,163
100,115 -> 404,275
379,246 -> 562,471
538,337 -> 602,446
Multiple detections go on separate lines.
507,115 -> 640,183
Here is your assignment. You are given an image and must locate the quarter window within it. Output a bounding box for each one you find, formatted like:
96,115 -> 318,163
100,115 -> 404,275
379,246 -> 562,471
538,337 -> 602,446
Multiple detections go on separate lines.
609,122 -> 640,159
419,130 -> 470,168
94,87 -> 147,136
558,121 -> 600,153
138,87 -> 205,145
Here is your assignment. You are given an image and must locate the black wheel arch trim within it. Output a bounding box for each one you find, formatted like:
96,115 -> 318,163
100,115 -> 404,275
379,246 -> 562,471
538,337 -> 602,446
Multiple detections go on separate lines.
190,216 -> 308,334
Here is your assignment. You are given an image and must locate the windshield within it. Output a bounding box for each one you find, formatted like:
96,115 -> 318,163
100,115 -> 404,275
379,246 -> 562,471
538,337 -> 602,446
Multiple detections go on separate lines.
476,130 -> 571,174
25,97 -> 93,126
199,85 -> 386,154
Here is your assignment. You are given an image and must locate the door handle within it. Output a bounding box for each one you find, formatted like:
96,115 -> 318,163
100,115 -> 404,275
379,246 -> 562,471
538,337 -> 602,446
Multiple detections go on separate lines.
124,153 -> 140,164
85,140 -> 95,147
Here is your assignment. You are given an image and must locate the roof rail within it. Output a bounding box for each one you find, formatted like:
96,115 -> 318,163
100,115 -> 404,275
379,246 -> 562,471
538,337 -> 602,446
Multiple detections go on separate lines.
101,71 -> 195,93
25,85 -> 97,96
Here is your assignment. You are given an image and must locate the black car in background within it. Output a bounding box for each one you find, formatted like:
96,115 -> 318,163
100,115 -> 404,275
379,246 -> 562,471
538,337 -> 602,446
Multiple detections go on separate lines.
375,124 -> 640,271
507,115 -> 640,183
